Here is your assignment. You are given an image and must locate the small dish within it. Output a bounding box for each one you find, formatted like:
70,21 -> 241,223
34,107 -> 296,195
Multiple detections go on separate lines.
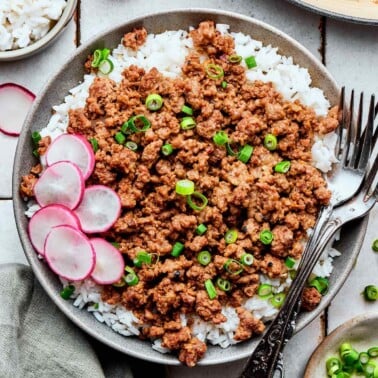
305,313 -> 378,377
0,0 -> 77,62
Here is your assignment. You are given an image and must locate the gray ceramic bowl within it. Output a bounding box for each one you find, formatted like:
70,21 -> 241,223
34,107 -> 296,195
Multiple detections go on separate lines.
12,9 -> 368,366
0,0 -> 77,61
305,313 -> 378,377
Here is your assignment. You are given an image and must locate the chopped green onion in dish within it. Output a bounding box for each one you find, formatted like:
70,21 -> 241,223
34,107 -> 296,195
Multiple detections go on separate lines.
213,131 -> 229,146
363,285 -> 378,301
145,93 -> 163,111
197,251 -> 211,266
216,278 -> 232,291
180,116 -> 196,130
31,131 -> 41,146
372,239 -> 378,252
257,283 -> 273,298
309,277 -> 329,295
171,242 -> 185,257
125,141 -> 138,151
205,63 -> 224,79
238,144 -> 254,163
175,179 -> 195,196
60,285 -> 75,300
195,223 -> 207,235
187,192 -> 208,211
91,48 -> 110,68
326,357 -> 341,373
259,229 -> 274,245
133,251 -> 152,267
223,258 -> 243,275
114,131 -> 126,144
264,134 -> 278,151
98,58 -> 114,75
240,253 -> 254,266
127,115 -> 151,133
269,292 -> 286,308
284,256 -> 296,269
161,143 -> 174,156
112,278 -> 126,287
228,54 -> 242,63
245,55 -> 257,69
221,81 -> 228,89
274,160 -> 291,173
89,138 -> 99,152
368,347 -> 378,358
359,352 -> 370,365
181,105 -> 193,116
125,271 -> 139,286
205,279 -> 217,299
224,229 -> 238,244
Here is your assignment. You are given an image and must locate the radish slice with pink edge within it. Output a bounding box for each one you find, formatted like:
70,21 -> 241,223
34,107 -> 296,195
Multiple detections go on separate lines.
0,83 -> 35,136
75,185 -> 121,233
44,225 -> 96,281
34,161 -> 84,210
46,134 -> 95,180
28,204 -> 81,255
90,238 -> 125,284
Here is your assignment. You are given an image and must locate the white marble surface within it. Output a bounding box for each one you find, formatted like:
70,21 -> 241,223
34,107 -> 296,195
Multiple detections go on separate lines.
0,1 -> 377,377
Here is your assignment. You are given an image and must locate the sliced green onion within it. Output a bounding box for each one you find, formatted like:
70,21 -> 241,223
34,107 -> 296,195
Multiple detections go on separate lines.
187,192 -> 208,211
309,277 -> 329,295
224,259 -> 244,275
264,134 -> 278,151
121,121 -> 130,134
145,93 -> 163,111
238,144 -> 254,163
285,257 -> 296,269
181,105 -> 193,116
133,251 -> 152,267
359,352 -> 370,365
327,363 -> 341,376
89,138 -> 99,153
368,347 -> 378,357
326,357 -> 341,372
221,81 -> 228,89
205,63 -> 224,79
195,224 -> 207,235
340,343 -> 353,357
171,242 -> 185,257
175,179 -> 195,196
216,278 -> 232,292
197,251 -> 211,266
60,285 -> 75,300
274,161 -> 291,173
31,131 -> 41,146
228,54 -> 242,63
204,279 -> 217,299
363,285 -> 378,301
127,115 -> 151,133
257,283 -> 273,298
269,293 -> 286,308
32,149 -> 39,158
259,229 -> 274,245
224,229 -> 238,244
240,253 -> 254,266
342,349 -> 359,366
91,48 -> 110,68
226,142 -> 239,157
180,116 -> 196,130
98,58 -> 114,75
365,362 -> 377,376
161,143 -> 174,156
112,277 -> 126,287
114,132 -> 126,144
125,141 -> 138,151
125,272 -> 139,286
372,239 -> 378,252
213,131 -> 229,146
245,55 -> 257,69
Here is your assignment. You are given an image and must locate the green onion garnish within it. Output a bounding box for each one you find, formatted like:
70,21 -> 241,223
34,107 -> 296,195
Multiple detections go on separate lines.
342,349 -> 359,366
226,142 -> 238,156
240,253 -> 254,266
363,285 -> 378,301
125,141 -> 138,151
216,278 -> 231,292
245,55 -> 257,69
224,258 -> 243,275
181,105 -> 193,116
125,271 -> 139,286
274,161 -> 291,173
205,63 -> 224,79
31,131 -> 41,146
257,283 -> 272,298
204,279 -> 217,299
60,285 -> 75,300
285,257 -> 296,269
372,239 -> 378,252
91,48 -> 110,68
197,251 -> 211,266
340,343 -> 353,357
180,116 -> 196,130
224,229 -> 238,244
238,144 -> 254,163
98,59 -> 114,75
326,357 -> 341,373
175,179 -> 195,196
127,115 -> 151,133
259,229 -> 274,245
269,292 -> 286,308
368,347 -> 378,357
195,223 -> 207,235
145,93 -> 163,111
221,81 -> 228,89
213,131 -> 229,146
112,278 -> 126,287
309,277 -> 329,295
133,251 -> 152,267
114,132 -> 126,144
228,54 -> 242,63
171,242 -> 185,257
365,362 -> 377,376
264,134 -> 278,151
359,352 -> 370,365
89,138 -> 99,152
187,192 -> 208,211
161,144 -> 173,156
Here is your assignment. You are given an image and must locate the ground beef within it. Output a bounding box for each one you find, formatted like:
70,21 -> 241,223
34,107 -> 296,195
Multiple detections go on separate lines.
301,287 -> 322,311
122,27 -> 148,50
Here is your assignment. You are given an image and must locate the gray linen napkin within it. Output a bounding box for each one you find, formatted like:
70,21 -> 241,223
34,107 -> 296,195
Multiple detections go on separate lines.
0,263 -> 134,378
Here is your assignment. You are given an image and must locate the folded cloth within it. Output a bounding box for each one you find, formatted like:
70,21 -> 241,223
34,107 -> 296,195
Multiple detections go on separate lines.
0,263 -> 134,378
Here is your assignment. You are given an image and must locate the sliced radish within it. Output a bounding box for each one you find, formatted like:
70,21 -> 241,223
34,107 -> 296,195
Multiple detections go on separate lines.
46,134 -> 95,180
34,161 -> 84,210
90,238 -> 125,284
75,185 -> 121,233
28,204 -> 81,255
0,83 -> 35,136
44,225 -> 95,281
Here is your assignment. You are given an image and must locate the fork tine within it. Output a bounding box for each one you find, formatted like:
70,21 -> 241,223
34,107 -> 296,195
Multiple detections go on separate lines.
349,92 -> 364,168
342,90 -> 354,165
335,87 -> 345,158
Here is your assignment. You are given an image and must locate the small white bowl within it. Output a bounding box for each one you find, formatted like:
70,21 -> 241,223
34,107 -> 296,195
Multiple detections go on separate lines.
305,313 -> 378,377
0,0 -> 77,62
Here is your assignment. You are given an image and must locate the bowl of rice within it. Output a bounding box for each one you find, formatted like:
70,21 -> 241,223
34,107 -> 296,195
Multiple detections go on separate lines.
0,0 -> 77,61
13,9 -> 368,366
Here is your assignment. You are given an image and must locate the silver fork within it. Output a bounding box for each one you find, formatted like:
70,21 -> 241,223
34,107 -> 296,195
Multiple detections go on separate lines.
239,92 -> 377,378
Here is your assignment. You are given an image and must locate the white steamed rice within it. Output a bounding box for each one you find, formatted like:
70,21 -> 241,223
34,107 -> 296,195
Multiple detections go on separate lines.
26,24 -> 340,351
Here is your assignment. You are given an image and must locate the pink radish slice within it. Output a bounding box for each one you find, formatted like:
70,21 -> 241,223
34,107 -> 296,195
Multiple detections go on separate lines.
44,225 -> 96,281
46,134 -> 95,180
28,204 -> 81,255
90,238 -> 125,284
75,185 -> 121,233
0,83 -> 35,136
34,161 -> 84,210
